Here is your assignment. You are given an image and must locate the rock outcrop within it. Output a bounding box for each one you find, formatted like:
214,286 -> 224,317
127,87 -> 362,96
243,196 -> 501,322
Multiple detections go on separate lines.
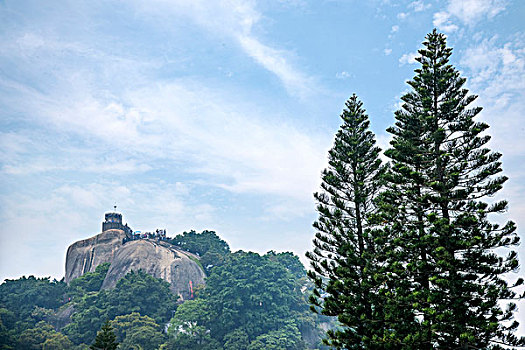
65,229 -> 205,300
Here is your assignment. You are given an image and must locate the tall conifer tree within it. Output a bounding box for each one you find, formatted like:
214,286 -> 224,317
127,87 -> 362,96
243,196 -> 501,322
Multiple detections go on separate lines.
307,94 -> 387,348
90,320 -> 119,350
381,29 -> 524,348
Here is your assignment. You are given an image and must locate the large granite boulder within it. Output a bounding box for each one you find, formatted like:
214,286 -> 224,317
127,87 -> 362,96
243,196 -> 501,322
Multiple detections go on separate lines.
65,229 -> 205,300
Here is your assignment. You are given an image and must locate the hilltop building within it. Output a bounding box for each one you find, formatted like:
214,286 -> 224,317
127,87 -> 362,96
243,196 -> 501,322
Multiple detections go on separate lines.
101,207 -> 167,242
102,207 -> 133,236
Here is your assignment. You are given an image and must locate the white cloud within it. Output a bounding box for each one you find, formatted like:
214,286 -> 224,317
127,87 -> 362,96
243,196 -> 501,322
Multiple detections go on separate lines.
433,11 -> 458,32
0,6 -> 329,234
375,132 -> 394,163
0,180 -> 212,280
447,0 -> 507,25
263,199 -> 312,221
384,48 -> 392,56
396,1 -> 431,22
237,35 -> 314,98
408,0 -> 431,12
397,12 -> 409,20
399,51 -> 419,65
391,25 -> 399,33
0,74 -> 328,203
335,71 -> 351,79
459,35 -> 525,158
127,0 -> 315,99
458,40 -> 525,333
433,0 -> 508,32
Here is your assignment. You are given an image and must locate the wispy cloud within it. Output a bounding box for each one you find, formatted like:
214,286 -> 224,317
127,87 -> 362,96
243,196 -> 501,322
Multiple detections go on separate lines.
396,0 -> 431,21
434,0 -> 508,32
0,180 -> 213,279
458,37 -> 525,320
447,0 -> 507,25
459,34 -> 525,158
335,71 -> 351,79
0,0 -> 334,283
433,11 -> 459,33
0,77 -> 327,201
127,0 -> 316,98
237,35 -> 315,98
397,12 -> 409,20
408,0 -> 431,12
399,51 -> 418,65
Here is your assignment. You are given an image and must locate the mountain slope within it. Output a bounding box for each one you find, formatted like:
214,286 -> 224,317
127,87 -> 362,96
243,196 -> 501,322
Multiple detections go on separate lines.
65,229 -> 205,300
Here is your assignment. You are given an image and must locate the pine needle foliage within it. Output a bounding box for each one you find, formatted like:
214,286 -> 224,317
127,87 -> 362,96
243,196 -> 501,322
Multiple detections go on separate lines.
90,320 -> 119,350
380,29 -> 524,349
307,94 -> 387,348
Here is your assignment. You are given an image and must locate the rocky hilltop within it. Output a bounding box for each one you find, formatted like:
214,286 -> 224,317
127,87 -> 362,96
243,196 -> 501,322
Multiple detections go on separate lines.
65,229 -> 205,300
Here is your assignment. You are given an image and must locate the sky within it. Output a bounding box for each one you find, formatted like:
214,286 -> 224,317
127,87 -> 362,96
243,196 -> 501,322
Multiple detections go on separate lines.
1,0 -> 524,334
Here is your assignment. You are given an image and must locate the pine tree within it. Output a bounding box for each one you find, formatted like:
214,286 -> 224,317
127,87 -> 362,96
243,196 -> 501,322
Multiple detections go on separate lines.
306,94 -> 387,348
381,29 -> 524,348
90,320 -> 119,350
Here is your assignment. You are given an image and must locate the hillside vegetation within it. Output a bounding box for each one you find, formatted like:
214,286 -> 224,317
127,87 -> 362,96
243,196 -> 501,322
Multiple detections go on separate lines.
0,230 -> 329,349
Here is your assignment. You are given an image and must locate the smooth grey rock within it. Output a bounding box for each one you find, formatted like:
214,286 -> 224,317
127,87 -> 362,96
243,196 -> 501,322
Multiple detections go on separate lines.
64,229 -> 205,300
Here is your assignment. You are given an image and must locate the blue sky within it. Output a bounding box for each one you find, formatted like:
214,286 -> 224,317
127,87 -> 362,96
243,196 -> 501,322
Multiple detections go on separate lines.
1,0 -> 524,332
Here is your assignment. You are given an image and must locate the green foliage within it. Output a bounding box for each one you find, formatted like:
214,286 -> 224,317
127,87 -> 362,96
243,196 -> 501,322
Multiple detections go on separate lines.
90,320 -> 118,350
0,308 -> 16,348
64,270 -> 177,345
168,230 -> 230,258
164,306 -> 221,350
17,321 -> 55,349
63,289 -> 109,345
166,250 -> 319,348
0,308 -> 15,330
0,276 -> 68,348
119,325 -> 165,350
111,312 -> 165,349
163,328 -> 221,350
306,94 -> 388,348
199,249 -> 227,272
223,329 -> 249,350
0,276 -> 66,327
247,321 -> 304,350
68,263 -> 110,299
379,29 -> 524,348
204,251 -> 309,341
110,312 -> 159,341
169,230 -> 231,274
16,321 -> 72,350
105,270 -> 177,323
167,299 -> 210,336
42,332 -> 74,350
265,251 -> 306,279
166,296 -> 218,349
0,237 -> 323,349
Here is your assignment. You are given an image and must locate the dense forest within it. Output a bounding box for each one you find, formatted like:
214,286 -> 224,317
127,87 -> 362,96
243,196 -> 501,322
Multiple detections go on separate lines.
307,30 -> 524,349
2,29 -> 524,350
0,230 -> 331,349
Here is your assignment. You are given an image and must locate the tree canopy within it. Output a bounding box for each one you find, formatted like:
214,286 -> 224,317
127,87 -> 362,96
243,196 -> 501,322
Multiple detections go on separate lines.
63,270 -> 177,345
68,263 -> 110,300
165,250 -> 324,349
90,320 -> 118,350
307,29 -> 524,349
111,312 -> 165,350
307,94 -> 388,348
379,29 -> 524,348
168,230 -> 230,257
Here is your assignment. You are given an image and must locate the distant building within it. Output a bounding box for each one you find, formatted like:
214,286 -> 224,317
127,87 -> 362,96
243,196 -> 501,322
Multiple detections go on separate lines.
102,208 -> 168,243
102,209 -> 133,236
